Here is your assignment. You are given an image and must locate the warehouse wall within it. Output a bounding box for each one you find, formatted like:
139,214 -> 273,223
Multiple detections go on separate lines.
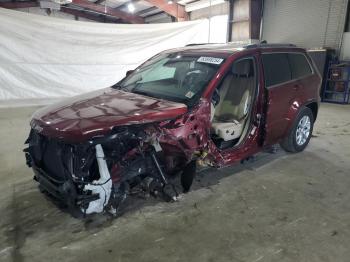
190,2 -> 229,20
262,0 -> 348,50
340,8 -> 350,60
145,13 -> 172,23
341,33 -> 350,60
189,3 -> 229,43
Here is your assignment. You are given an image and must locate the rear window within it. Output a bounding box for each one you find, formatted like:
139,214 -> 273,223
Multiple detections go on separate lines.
288,53 -> 313,79
262,53 -> 291,87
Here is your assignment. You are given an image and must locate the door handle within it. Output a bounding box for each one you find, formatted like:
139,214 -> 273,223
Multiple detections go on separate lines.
253,113 -> 262,126
293,84 -> 301,90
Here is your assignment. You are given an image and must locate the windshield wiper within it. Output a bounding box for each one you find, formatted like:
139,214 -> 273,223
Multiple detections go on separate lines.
112,84 -> 129,92
132,89 -> 156,98
132,89 -> 185,104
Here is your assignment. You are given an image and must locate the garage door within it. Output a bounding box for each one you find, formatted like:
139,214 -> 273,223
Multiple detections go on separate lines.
261,0 -> 348,50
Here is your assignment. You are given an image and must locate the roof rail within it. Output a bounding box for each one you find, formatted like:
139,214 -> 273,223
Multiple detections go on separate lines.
245,43 -> 297,49
185,43 -> 220,46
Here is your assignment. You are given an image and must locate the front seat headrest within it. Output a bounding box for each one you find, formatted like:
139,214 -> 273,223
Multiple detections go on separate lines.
231,60 -> 252,77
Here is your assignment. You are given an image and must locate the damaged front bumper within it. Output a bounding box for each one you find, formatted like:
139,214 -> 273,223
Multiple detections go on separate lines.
32,165 -> 100,214
24,127 -> 186,217
25,141 -> 111,216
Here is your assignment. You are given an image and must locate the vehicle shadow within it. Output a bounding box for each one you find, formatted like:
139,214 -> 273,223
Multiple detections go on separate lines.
8,143 -> 342,261
1,122 -> 343,261
2,147 -> 285,244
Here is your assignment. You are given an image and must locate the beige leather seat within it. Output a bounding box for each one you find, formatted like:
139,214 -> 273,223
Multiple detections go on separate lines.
211,59 -> 254,141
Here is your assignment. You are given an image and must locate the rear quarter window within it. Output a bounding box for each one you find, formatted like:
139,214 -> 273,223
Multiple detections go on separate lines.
262,53 -> 291,87
288,53 -> 313,79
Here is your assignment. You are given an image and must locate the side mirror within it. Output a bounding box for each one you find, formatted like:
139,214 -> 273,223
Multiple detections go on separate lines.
126,70 -> 134,76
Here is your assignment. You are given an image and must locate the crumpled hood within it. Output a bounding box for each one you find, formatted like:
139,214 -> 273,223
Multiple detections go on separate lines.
31,88 -> 187,143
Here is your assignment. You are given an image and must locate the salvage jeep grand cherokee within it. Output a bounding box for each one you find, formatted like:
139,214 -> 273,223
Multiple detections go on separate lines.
24,43 -> 321,217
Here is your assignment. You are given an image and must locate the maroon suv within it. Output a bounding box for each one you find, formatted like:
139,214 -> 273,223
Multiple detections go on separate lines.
24,43 -> 321,217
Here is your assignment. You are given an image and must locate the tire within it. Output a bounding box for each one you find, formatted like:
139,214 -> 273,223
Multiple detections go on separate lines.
280,107 -> 314,153
181,160 -> 196,193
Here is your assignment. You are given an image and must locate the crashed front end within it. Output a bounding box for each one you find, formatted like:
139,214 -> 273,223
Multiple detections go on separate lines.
24,124 -> 182,217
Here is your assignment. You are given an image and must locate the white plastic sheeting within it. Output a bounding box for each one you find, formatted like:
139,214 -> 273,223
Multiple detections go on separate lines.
0,8 -> 210,104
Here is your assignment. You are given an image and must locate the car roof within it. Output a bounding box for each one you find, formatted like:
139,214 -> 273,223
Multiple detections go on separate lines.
165,43 -> 305,57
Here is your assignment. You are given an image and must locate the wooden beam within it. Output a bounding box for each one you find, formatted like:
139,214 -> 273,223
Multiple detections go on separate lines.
115,0 -> 140,11
137,6 -> 158,16
227,0 -> 234,42
61,6 -> 123,23
61,7 -> 103,21
228,0 -> 262,41
250,0 -> 262,40
0,1 -> 38,9
70,0 -> 144,23
143,0 -> 188,21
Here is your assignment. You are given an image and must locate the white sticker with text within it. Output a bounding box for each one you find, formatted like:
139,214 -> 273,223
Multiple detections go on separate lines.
197,56 -> 224,65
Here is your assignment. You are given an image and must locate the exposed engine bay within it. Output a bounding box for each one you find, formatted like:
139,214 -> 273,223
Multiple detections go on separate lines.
24,125 -> 197,217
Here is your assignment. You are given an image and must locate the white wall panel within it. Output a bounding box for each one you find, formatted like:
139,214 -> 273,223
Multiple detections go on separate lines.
0,9 -> 209,102
262,0 -> 348,50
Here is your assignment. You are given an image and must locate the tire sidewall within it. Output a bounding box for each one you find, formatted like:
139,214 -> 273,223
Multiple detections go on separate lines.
291,107 -> 314,152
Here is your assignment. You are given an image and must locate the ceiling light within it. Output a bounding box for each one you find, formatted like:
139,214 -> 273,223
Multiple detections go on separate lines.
127,3 -> 135,13
168,0 -> 173,3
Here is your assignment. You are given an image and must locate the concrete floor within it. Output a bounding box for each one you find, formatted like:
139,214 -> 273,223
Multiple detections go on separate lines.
0,103 -> 350,262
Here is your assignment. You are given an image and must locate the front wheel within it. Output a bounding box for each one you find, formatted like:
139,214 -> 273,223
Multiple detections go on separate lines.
280,107 -> 314,153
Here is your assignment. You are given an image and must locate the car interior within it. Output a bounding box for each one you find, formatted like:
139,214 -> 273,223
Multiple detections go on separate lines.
210,58 -> 256,150
137,61 -> 215,99
127,56 -> 220,104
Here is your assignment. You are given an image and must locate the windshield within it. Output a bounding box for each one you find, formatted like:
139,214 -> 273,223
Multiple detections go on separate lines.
114,53 -> 225,106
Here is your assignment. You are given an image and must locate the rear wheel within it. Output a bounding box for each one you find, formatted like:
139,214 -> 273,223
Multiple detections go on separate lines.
280,107 -> 314,153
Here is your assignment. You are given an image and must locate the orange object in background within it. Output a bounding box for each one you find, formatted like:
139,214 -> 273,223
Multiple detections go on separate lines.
330,68 -> 342,80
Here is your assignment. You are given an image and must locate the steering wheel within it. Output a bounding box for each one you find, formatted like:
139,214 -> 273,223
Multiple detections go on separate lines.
182,70 -> 204,90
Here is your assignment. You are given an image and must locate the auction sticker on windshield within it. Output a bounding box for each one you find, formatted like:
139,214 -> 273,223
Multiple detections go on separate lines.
197,56 -> 224,65
185,91 -> 195,99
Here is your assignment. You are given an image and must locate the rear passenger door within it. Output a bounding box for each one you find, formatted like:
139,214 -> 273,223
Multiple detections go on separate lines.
262,52 -> 314,146
287,53 -> 314,101
261,53 -> 295,145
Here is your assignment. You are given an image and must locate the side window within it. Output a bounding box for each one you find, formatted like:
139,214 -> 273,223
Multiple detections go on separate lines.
262,53 -> 291,87
288,53 -> 313,79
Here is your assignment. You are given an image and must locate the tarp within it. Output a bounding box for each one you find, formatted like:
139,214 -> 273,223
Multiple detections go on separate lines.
0,8 -> 210,104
